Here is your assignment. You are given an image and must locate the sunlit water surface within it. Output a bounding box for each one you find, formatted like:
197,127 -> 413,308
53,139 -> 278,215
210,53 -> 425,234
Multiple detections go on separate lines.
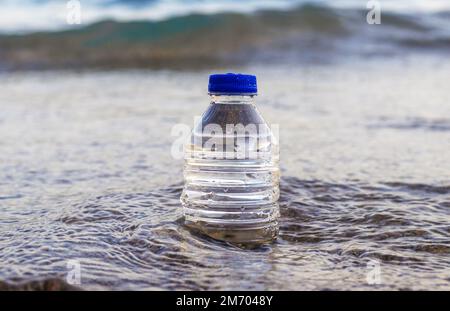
0,57 -> 449,290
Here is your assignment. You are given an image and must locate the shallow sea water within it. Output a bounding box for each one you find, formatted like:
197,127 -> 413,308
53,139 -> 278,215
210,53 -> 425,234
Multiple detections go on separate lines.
0,56 -> 449,290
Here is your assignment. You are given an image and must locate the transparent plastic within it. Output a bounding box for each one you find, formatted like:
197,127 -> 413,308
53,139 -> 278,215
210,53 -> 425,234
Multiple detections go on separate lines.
181,94 -> 280,245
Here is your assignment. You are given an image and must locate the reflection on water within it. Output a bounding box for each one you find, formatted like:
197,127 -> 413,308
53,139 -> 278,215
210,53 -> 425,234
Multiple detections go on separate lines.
0,57 -> 449,290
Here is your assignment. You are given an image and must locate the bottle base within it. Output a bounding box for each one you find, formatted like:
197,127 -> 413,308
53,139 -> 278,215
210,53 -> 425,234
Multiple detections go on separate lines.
183,217 -> 279,246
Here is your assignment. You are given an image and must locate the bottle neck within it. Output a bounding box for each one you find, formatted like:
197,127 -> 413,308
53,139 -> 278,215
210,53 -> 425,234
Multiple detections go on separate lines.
210,94 -> 256,105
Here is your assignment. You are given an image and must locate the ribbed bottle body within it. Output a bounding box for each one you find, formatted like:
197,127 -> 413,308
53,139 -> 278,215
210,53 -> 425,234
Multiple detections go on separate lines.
181,95 -> 280,244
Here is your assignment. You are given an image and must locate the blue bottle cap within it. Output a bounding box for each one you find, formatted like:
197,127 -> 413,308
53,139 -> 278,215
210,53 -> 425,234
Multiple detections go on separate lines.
208,73 -> 257,95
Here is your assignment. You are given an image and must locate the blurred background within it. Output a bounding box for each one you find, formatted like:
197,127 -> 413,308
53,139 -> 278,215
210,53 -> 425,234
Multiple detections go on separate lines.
0,0 -> 449,70
0,0 -> 450,291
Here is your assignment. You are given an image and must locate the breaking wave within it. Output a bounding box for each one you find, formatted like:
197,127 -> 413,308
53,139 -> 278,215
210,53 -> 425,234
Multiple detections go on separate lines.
0,4 -> 449,70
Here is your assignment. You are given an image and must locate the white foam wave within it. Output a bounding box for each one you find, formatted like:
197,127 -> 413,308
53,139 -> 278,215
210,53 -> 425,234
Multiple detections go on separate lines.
0,0 -> 448,34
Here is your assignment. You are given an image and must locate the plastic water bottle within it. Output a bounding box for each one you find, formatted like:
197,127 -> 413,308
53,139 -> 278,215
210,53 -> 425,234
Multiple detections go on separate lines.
181,73 -> 280,244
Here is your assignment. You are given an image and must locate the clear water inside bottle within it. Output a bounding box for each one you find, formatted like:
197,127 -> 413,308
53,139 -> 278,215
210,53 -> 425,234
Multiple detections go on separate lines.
181,95 -> 280,245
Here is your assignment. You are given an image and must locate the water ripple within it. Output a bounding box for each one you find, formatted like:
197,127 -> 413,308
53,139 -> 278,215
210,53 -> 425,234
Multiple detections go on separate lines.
1,177 -> 449,290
